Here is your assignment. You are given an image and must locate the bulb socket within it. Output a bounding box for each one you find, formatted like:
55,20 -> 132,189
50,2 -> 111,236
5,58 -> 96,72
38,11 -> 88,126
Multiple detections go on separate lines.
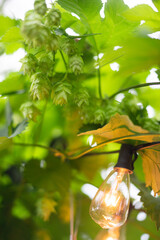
114,144 -> 134,174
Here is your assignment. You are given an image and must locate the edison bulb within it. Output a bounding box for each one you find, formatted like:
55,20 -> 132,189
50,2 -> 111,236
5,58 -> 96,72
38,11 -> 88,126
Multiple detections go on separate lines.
95,227 -> 120,240
89,168 -> 130,229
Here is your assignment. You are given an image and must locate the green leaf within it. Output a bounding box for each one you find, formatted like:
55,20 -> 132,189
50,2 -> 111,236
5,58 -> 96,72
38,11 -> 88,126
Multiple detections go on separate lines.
152,0 -> 160,12
1,26 -> 24,54
92,0 -> 138,57
131,175 -> 160,231
58,0 -> 103,20
139,187 -> 160,230
24,158 -> 71,194
12,199 -> 31,220
9,119 -> 28,138
122,4 -> 160,32
119,36 -> 160,75
0,137 -> 12,150
0,72 -> 25,95
0,16 -> 16,37
123,4 -> 160,22
61,12 -> 78,29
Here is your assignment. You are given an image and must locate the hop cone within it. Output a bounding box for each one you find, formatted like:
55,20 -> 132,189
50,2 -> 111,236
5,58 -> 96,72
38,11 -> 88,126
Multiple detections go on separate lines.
30,72 -> 51,100
45,7 -> 61,27
20,102 -> 41,121
74,88 -> 89,107
105,103 -> 122,121
94,109 -> 106,125
60,38 -> 77,56
38,54 -> 54,73
137,117 -> 160,132
69,55 -> 83,75
34,0 -> 47,15
51,81 -> 71,105
46,34 -> 59,52
20,53 -> 38,76
22,10 -> 49,48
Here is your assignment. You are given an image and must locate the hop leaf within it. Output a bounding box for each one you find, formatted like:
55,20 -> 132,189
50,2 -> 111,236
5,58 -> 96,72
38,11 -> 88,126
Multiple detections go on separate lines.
20,101 -> 41,121
30,72 -> 51,100
74,88 -> 90,107
34,0 -> 47,15
69,55 -> 83,75
37,197 -> 57,221
38,54 -> 54,74
60,38 -> 77,56
51,81 -> 72,105
22,10 -> 49,48
137,183 -> 160,230
45,6 -> 61,27
20,53 -> 38,76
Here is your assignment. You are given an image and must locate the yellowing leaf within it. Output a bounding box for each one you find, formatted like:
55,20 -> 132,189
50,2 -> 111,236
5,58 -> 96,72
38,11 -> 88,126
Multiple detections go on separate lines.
77,114 -> 160,195
36,230 -> 51,240
139,149 -> 160,195
79,113 -> 159,144
37,197 -> 57,221
59,197 -> 70,223
69,113 -> 160,160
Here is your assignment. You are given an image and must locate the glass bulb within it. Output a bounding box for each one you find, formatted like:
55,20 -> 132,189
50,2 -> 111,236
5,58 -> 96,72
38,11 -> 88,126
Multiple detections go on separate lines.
95,227 -> 120,240
90,168 -> 130,229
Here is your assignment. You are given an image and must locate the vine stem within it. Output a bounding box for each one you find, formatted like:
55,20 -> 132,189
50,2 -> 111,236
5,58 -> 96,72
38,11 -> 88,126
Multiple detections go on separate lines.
134,141 -> 160,151
13,142 -> 66,160
70,191 -> 74,240
68,33 -> 101,39
59,49 -> 68,72
13,140 -> 160,161
97,64 -> 102,99
87,23 -> 102,99
85,150 -> 120,156
109,82 -> 160,99
33,100 -> 48,144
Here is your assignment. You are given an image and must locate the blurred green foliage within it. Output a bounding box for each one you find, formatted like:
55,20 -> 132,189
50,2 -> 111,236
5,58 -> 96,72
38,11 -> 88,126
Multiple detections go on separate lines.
0,0 -> 160,239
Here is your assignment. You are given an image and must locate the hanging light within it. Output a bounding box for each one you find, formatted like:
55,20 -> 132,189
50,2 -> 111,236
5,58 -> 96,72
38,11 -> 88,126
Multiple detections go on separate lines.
89,144 -> 135,229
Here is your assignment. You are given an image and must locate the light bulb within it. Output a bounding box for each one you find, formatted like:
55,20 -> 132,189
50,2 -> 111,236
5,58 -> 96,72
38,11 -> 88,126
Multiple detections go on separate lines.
90,167 -> 130,228
90,144 -> 134,229
95,227 -> 120,240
